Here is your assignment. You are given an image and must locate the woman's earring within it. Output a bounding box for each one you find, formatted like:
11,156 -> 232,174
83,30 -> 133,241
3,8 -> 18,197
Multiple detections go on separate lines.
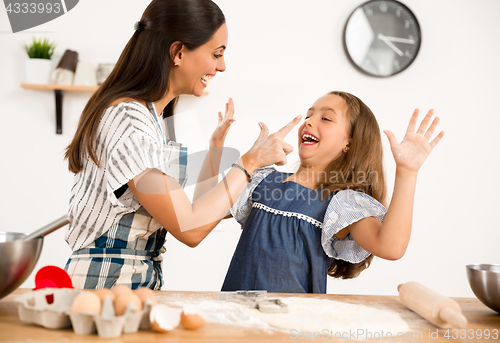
174,61 -> 179,66
344,147 -> 350,153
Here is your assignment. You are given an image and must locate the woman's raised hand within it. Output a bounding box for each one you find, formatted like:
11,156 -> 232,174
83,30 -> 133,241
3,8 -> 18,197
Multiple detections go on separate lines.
384,109 -> 445,174
209,98 -> 235,147
242,115 -> 302,174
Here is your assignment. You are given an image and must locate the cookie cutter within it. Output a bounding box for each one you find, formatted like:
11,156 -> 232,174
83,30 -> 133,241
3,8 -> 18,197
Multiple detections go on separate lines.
256,298 -> 288,313
217,290 -> 288,313
217,290 -> 267,307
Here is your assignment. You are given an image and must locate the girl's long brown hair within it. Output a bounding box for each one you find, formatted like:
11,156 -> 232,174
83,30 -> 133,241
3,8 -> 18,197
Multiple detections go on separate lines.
317,91 -> 386,279
65,0 -> 225,174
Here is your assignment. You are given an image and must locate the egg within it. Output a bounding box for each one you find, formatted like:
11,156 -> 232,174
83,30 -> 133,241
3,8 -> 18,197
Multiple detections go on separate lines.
94,288 -> 116,303
111,284 -> 133,298
114,292 -> 142,316
180,305 -> 206,330
149,304 -> 181,332
71,291 -> 102,315
134,287 -> 158,306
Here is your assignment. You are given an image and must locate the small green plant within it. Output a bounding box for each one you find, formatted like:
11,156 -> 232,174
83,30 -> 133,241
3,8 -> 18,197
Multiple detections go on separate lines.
24,37 -> 56,59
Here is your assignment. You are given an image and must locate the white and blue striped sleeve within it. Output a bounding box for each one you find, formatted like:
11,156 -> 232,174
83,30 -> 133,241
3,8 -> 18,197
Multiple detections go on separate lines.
104,105 -> 173,211
321,189 -> 387,263
230,167 -> 274,226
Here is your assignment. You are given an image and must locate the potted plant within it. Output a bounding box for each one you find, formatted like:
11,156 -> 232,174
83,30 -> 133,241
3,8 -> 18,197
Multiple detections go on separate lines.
24,37 -> 56,84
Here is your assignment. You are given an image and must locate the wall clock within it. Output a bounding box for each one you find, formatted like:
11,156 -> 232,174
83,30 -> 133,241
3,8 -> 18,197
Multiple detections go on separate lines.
343,0 -> 421,77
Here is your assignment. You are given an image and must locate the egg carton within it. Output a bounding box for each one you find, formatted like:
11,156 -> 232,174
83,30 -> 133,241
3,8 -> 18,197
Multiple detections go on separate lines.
15,288 -> 153,338
15,288 -> 81,329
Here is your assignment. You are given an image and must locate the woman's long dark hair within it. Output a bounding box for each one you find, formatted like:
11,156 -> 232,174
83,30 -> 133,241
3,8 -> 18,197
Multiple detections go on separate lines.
65,0 -> 225,173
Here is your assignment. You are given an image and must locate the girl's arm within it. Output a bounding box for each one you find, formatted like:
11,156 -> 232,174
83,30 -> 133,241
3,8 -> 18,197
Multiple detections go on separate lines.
129,115 -> 301,247
339,109 -> 444,260
193,99 -> 235,202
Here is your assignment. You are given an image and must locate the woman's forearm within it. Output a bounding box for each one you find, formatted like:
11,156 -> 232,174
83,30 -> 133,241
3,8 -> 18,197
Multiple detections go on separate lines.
130,115 -> 300,247
130,156 -> 255,247
192,145 -> 224,202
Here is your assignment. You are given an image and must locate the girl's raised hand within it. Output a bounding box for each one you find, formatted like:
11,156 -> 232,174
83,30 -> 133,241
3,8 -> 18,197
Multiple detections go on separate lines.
384,109 -> 444,174
209,98 -> 235,147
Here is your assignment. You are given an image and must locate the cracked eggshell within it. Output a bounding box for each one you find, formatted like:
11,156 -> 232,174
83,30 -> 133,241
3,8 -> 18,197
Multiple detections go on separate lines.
180,305 -> 207,330
149,304 -> 181,333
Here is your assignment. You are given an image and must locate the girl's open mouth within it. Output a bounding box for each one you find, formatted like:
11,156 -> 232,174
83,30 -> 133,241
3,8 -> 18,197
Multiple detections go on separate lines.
301,132 -> 319,145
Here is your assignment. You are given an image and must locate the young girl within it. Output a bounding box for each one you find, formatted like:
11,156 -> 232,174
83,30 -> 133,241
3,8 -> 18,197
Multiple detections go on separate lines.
222,91 -> 444,293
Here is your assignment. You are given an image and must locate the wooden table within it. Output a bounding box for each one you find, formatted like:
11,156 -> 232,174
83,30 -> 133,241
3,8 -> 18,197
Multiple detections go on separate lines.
0,289 -> 498,342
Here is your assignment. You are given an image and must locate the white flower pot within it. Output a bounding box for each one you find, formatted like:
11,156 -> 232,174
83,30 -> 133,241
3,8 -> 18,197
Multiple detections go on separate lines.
25,58 -> 53,84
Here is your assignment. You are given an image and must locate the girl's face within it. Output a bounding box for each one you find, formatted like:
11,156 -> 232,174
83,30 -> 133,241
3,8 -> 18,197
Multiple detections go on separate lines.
170,23 -> 228,97
297,94 -> 351,170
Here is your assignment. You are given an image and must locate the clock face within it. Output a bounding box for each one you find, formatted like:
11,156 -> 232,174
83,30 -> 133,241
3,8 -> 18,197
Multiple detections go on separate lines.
343,0 -> 421,77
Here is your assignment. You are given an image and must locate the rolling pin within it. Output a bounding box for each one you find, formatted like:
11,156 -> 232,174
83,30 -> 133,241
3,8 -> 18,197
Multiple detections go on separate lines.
398,281 -> 467,329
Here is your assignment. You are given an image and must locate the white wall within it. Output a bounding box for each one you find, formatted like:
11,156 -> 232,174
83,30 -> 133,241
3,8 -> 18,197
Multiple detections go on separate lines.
1,0 -> 499,297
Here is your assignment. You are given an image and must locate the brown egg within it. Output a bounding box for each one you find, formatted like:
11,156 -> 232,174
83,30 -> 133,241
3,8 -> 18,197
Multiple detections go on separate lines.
71,291 -> 102,315
94,288 -> 116,303
149,304 -> 181,332
134,287 -> 158,306
180,305 -> 206,330
114,292 -> 142,316
111,284 -> 133,298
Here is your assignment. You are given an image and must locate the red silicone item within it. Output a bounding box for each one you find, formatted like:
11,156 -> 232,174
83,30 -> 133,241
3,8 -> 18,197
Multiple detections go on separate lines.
34,265 -> 73,290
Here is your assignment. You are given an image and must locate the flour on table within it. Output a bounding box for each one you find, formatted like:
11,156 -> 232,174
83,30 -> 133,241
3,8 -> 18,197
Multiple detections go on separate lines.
243,297 -> 409,334
169,297 -> 409,336
169,299 -> 273,331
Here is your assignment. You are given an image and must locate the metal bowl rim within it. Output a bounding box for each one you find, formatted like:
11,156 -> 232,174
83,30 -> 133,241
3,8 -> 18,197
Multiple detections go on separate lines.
0,232 -> 28,237
0,232 -> 43,244
466,264 -> 500,273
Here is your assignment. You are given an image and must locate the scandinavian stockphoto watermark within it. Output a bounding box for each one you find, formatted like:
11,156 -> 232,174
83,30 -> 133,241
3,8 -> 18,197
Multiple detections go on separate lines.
3,0 -> 79,33
289,328 -> 500,340
131,145 -> 380,232
290,328 -> 423,340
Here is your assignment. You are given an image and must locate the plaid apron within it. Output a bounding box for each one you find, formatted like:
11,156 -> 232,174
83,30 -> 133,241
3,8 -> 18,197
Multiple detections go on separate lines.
65,103 -> 187,290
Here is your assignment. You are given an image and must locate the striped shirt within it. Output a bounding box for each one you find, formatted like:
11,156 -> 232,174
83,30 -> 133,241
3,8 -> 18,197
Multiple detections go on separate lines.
65,102 -> 187,251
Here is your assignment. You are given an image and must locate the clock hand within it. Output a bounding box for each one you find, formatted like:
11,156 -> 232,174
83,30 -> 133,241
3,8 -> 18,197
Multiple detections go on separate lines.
380,35 -> 415,44
377,34 -> 403,57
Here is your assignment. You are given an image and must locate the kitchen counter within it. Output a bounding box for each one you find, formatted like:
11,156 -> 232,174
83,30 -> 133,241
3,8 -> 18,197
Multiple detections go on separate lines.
0,289 -> 498,342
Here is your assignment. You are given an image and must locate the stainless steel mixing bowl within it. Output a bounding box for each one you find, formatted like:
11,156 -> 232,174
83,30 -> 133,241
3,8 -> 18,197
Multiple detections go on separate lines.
466,264 -> 500,313
0,216 -> 68,300
0,232 -> 43,300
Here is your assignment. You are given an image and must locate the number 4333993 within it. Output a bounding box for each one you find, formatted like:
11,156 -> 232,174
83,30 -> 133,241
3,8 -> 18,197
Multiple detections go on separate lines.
6,2 -> 61,14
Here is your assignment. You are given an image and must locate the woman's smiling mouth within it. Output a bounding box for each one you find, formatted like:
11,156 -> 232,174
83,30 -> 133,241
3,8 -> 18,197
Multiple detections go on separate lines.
201,74 -> 214,87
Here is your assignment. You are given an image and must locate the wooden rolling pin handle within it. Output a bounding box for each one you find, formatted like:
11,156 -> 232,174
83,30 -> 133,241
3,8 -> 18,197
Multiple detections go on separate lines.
439,307 -> 468,329
398,282 -> 469,329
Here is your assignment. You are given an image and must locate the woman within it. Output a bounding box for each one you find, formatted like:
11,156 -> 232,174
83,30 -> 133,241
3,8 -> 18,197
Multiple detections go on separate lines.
64,0 -> 300,290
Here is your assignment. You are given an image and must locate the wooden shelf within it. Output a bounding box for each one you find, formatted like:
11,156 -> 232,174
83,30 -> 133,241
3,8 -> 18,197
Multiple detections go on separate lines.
21,83 -> 99,134
21,83 -> 208,134
21,83 -> 99,92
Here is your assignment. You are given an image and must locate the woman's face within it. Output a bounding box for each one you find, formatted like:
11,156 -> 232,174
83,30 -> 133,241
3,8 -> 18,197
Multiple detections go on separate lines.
297,94 -> 351,170
170,23 -> 228,97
